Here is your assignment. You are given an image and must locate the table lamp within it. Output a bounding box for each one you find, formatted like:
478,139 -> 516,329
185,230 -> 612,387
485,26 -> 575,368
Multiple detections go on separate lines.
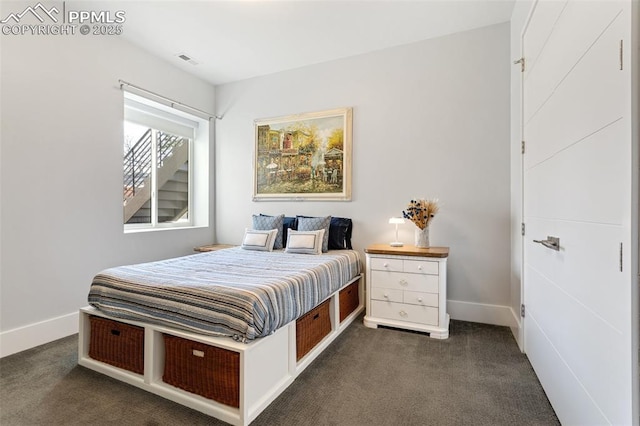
388,217 -> 405,247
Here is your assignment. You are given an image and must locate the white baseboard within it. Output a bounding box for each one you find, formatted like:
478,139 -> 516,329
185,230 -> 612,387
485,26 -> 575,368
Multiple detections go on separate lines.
447,299 -> 518,329
0,312 -> 79,358
508,307 -> 524,351
1,303 -> 524,357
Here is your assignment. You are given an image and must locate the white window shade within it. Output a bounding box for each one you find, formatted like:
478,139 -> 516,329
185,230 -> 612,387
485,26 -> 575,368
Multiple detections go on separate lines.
124,95 -> 197,139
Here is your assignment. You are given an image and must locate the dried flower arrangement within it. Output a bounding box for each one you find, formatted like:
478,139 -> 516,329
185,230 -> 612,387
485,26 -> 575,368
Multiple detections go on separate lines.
402,198 -> 439,230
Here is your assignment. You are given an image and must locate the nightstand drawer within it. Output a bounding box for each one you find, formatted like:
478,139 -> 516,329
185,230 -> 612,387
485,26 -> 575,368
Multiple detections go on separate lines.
403,259 -> 438,275
370,271 -> 439,293
371,300 -> 438,326
370,287 -> 403,303
403,291 -> 438,307
370,258 -> 403,272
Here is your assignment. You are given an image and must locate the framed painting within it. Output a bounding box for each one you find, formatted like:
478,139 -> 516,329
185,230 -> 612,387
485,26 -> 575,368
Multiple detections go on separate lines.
253,107 -> 352,201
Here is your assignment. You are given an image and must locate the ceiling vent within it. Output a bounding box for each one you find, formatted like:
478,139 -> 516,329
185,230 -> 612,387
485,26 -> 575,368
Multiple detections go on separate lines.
176,53 -> 199,66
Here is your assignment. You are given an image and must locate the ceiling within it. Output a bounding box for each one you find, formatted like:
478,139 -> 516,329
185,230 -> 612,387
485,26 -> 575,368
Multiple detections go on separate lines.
107,0 -> 515,86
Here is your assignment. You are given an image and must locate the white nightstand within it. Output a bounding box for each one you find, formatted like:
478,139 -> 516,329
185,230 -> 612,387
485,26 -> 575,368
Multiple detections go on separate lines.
363,244 -> 450,339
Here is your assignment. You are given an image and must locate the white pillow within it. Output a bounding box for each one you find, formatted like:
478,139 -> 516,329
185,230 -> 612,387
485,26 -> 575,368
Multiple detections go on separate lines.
284,229 -> 325,255
241,228 -> 278,251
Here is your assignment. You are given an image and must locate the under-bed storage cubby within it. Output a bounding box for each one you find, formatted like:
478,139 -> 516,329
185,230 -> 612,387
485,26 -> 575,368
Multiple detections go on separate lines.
79,275 -> 363,426
88,316 -> 144,374
162,334 -> 240,407
339,279 -> 360,322
296,299 -> 331,361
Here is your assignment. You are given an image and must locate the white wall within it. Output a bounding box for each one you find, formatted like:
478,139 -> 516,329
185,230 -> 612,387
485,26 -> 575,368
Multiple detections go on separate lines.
215,23 -> 513,326
0,28 -> 215,356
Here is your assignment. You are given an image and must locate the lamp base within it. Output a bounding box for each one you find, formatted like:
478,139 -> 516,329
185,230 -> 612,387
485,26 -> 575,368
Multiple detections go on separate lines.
390,241 -> 404,247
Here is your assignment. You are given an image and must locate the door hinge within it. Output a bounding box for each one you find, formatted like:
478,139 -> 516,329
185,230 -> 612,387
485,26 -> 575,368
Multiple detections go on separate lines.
521,140 -> 525,154
514,57 -> 525,72
620,242 -> 623,272
521,304 -> 525,318
521,223 -> 525,236
620,40 -> 623,70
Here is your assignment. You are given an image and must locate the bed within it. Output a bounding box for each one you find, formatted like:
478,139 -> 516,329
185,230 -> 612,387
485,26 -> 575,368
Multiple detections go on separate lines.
78,217 -> 363,426
87,247 -> 361,341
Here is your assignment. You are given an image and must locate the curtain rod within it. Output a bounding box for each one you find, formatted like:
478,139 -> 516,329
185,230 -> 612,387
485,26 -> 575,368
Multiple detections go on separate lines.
118,79 -> 222,120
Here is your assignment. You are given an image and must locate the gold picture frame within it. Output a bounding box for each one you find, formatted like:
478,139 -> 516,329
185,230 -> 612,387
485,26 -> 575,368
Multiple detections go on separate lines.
253,107 -> 352,201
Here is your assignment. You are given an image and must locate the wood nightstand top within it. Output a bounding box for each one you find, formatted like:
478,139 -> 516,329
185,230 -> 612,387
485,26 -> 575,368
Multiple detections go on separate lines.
364,244 -> 449,258
193,244 -> 236,253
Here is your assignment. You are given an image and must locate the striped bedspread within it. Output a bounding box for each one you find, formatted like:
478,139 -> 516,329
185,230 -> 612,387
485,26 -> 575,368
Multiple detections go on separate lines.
88,248 -> 361,342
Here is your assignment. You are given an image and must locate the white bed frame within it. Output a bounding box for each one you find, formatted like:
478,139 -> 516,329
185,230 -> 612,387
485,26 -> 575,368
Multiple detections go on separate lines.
78,275 -> 363,426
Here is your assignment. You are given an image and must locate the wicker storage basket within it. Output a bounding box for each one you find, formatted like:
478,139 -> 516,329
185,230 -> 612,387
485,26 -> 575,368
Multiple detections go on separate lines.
339,280 -> 360,322
88,316 -> 144,374
162,335 -> 240,408
296,299 -> 331,361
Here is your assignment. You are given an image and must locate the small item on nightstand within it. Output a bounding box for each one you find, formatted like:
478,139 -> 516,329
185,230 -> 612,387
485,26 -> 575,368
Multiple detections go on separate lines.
402,198 -> 439,248
415,226 -> 430,248
388,217 -> 405,247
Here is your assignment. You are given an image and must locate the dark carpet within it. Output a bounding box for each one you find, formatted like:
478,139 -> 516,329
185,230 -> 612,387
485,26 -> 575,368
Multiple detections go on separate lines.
0,316 -> 559,425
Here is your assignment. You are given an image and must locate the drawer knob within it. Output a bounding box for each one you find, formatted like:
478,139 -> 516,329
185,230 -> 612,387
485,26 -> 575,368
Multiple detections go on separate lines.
399,279 -> 408,286
383,293 -> 389,298
399,310 -> 408,317
418,265 -> 423,270
418,297 -> 423,303
383,263 -> 389,268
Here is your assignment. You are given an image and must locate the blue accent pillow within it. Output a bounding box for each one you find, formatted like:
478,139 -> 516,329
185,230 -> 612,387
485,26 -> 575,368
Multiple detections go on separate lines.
328,217 -> 353,250
296,216 -> 331,252
282,216 -> 298,247
253,214 -> 285,249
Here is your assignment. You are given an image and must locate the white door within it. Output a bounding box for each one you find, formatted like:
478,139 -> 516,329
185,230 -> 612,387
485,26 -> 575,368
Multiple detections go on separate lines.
522,1 -> 635,424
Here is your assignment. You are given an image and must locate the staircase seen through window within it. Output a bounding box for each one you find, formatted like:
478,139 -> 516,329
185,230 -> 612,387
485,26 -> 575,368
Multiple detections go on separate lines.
123,124 -> 190,225
122,91 -> 202,230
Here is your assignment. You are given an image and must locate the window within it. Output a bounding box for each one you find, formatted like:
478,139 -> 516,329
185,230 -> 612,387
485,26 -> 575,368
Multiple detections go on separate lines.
123,92 -> 209,231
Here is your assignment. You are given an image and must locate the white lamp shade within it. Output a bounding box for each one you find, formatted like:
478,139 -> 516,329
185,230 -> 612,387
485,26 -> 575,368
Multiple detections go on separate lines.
389,217 -> 405,247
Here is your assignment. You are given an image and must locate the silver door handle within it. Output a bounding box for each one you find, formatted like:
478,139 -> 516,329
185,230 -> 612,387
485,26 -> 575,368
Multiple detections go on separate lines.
533,236 -> 560,251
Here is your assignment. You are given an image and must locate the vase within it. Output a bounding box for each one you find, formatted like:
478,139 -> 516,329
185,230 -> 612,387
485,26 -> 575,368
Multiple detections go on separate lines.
414,226 -> 430,248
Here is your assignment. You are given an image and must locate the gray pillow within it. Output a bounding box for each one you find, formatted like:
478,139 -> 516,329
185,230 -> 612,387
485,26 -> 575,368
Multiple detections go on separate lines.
252,214 -> 285,249
296,216 -> 331,252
